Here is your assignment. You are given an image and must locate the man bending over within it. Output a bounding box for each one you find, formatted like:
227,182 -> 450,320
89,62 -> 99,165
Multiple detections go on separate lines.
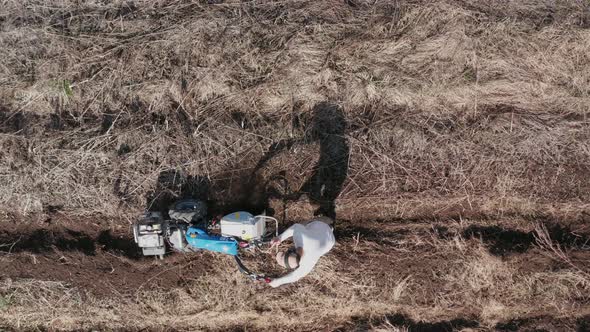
268,216 -> 336,288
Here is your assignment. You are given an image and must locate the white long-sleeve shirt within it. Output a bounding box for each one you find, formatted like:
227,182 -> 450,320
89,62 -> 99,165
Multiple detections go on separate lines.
269,220 -> 336,288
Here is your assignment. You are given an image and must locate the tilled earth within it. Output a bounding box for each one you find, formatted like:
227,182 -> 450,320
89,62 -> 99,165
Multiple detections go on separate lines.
0,217 -> 222,298
1,214 -> 589,331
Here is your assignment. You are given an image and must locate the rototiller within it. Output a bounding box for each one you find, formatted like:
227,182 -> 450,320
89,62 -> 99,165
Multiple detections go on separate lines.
132,199 -> 278,282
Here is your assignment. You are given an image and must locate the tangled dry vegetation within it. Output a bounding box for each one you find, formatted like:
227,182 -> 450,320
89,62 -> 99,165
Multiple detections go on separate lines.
1,0 -> 589,220
1,221 -> 589,331
1,0 -> 590,331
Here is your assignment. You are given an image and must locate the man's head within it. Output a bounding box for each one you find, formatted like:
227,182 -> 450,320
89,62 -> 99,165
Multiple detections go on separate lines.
276,247 -> 302,269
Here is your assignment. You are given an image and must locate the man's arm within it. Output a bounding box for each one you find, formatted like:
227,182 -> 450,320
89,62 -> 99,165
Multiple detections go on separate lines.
277,223 -> 304,242
269,259 -> 316,288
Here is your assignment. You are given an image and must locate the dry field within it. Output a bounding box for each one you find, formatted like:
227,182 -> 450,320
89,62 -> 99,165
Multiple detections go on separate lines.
1,0 -> 590,331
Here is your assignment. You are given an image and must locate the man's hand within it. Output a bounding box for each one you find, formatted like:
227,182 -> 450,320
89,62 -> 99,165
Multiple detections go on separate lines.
270,236 -> 281,248
268,278 -> 280,288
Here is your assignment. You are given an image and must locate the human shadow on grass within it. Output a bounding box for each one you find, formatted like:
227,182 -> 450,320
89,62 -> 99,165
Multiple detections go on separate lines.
249,101 -> 350,224
143,101 -> 349,227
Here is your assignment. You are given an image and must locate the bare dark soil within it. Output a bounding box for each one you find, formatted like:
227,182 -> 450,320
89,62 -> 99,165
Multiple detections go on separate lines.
340,313 -> 590,332
2,215 -> 589,305
0,219 -> 216,297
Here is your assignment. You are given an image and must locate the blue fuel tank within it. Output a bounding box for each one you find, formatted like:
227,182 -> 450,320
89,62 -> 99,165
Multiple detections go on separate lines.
185,227 -> 238,256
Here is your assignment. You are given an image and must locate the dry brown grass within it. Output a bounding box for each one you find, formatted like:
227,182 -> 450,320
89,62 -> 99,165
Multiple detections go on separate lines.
1,221 -> 589,330
1,0 -> 590,330
1,0 -> 589,221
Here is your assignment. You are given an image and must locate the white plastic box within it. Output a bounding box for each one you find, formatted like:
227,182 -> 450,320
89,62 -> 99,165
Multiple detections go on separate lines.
220,211 -> 266,241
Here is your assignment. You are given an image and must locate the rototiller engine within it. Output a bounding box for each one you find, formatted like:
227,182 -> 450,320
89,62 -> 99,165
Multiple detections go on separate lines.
132,199 -> 278,282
